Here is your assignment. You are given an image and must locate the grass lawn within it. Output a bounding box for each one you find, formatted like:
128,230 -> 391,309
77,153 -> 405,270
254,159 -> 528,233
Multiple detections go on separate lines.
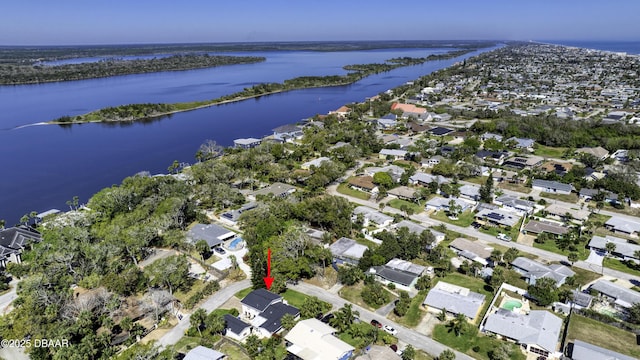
338,283 -> 395,311
478,220 -> 521,242
234,287 -> 253,299
600,203 -> 640,217
173,336 -> 204,354
282,288 -> 331,311
387,290 -> 428,328
388,198 -> 424,214
567,266 -> 601,286
174,279 -> 207,303
415,351 -> 435,360
465,176 -> 489,185
219,341 -> 251,360
432,325 -> 525,360
532,239 -> 590,260
567,314 -> 640,358
603,258 -> 640,277
588,213 -> 612,224
497,182 -> 532,194
337,182 -> 371,201
430,210 -> 476,227
534,144 -> 567,158
540,192 -> 579,204
502,268 -> 529,290
491,243 -> 537,260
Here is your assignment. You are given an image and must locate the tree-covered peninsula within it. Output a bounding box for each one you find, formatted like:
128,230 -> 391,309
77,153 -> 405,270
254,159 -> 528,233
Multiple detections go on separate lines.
50,49 -> 475,124
0,54 -> 265,85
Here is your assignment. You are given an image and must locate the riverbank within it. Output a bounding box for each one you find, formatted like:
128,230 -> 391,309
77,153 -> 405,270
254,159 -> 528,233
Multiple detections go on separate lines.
47,49 -> 475,125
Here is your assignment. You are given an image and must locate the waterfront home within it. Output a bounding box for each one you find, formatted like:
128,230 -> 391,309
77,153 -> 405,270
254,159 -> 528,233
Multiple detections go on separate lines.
510,257 -> 574,287
588,235 -> 640,262
233,137 -> 262,149
273,124 -> 303,143
423,281 -> 486,320
589,280 -> 640,315
347,176 -> 378,194
330,105 -> 351,117
285,319 -> 354,360
223,314 -> 252,342
449,238 -> 493,266
329,237 -> 368,266
369,258 -> 425,291
482,309 -> 562,359
531,179 -> 573,195
0,226 -> 41,268
604,216 -> 640,238
187,224 -> 236,250
390,102 -> 427,118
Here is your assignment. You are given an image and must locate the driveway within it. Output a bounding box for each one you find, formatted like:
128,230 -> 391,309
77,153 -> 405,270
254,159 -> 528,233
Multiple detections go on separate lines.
291,282 -> 473,360
586,250 -> 604,267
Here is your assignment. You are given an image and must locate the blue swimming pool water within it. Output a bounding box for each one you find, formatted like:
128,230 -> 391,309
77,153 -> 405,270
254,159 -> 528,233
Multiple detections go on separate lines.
229,237 -> 243,249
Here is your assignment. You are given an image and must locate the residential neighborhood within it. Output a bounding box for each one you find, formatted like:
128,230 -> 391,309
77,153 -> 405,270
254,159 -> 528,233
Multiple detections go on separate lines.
3,42 -> 640,360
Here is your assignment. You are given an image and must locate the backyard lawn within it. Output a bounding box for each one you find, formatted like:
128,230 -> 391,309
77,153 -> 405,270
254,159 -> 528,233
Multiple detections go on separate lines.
234,287 -> 253,299
337,182 -> 371,200
281,288 -> 331,310
532,239 -> 590,260
567,314 -> 640,358
430,210 -> 476,227
540,192 -> 579,203
432,325 -> 525,360
388,198 -> 424,214
533,144 -> 567,158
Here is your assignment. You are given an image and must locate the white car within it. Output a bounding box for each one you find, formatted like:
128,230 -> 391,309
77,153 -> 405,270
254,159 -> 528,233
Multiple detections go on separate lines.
497,233 -> 512,241
383,325 -> 398,336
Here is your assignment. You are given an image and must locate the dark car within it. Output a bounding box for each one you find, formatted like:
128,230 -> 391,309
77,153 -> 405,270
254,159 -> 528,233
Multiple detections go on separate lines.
321,313 -> 335,324
370,319 -> 382,328
214,247 -> 226,255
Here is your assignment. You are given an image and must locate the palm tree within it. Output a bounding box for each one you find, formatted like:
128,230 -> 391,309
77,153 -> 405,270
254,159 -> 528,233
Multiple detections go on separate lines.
490,249 -> 503,266
447,313 -> 468,337
605,242 -> 617,258
205,313 -> 225,335
331,304 -> 359,332
567,252 -> 579,266
190,308 -> 207,336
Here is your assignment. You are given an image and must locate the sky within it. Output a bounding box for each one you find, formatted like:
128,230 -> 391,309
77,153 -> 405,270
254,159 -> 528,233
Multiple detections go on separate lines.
2,0 -> 639,45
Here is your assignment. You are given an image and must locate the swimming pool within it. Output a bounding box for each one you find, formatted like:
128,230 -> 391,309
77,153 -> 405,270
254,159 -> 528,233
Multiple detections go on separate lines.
502,299 -> 523,311
228,237 -> 243,250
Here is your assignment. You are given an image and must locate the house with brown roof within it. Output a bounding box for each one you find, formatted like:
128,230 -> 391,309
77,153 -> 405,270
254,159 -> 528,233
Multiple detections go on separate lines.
330,105 -> 351,117
575,146 -> 609,160
348,176 -> 378,194
390,103 -> 427,117
387,186 -> 418,201
541,161 -> 573,176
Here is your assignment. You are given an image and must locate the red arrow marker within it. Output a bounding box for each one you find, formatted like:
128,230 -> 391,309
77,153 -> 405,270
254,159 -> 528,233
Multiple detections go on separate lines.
263,248 -> 274,290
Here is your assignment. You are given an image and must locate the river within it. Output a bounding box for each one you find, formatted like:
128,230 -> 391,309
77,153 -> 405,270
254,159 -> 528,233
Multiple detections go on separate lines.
0,45 -> 498,223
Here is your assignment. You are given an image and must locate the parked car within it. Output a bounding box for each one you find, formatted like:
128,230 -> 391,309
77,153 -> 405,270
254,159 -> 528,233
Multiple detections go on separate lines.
383,325 -> 397,336
214,247 -> 226,254
471,221 -> 482,229
496,233 -> 512,241
321,313 -> 335,324
370,319 -> 382,328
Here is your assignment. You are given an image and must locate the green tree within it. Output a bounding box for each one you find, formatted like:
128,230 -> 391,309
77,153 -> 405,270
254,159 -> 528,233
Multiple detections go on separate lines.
447,313 -> 468,337
300,296 -> 328,319
361,282 -> 390,307
567,252 -> 579,265
373,172 -> 394,189
628,302 -> 640,324
205,313 -> 225,335
245,334 -> 261,358
337,266 -> 363,286
144,255 -> 190,294
330,304 -> 359,332
605,242 -> 617,257
415,275 -> 431,291
489,342 -> 512,360
528,277 -> 558,306
394,291 -> 411,317
438,349 -> 456,360
190,308 -> 207,337
490,267 -> 505,291
195,239 -> 210,261
502,247 -> 519,266
479,175 -> 494,203
490,249 -> 503,265
281,313 -> 297,331
402,344 -> 416,360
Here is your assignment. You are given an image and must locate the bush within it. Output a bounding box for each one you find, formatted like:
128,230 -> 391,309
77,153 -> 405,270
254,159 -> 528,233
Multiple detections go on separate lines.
184,281 -> 220,309
472,345 -> 480,352
361,282 -> 390,307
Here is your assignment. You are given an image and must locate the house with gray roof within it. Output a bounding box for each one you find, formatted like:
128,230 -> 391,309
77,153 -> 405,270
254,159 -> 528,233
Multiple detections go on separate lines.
233,137 -> 262,149
523,220 -> 570,236
605,216 -> 640,238
511,257 -> 574,286
532,179 -> 573,195
393,220 -> 445,247
588,235 -> 640,262
425,196 -> 475,213
482,309 -> 562,358
0,226 -> 41,268
184,346 -> 225,360
301,157 -> 331,170
369,258 -> 425,290
475,208 -> 522,228
458,184 -> 481,201
223,314 -> 252,342
365,165 -> 405,182
575,146 -> 609,160
449,238 -> 493,266
241,289 -> 300,338
387,186 -> 418,201
329,237 -> 368,266
378,149 -> 408,160
408,172 -> 449,186
220,202 -> 258,225
503,155 -> 544,170
273,124 -> 303,142
423,281 -> 486,320
494,195 -> 535,216
250,182 -> 297,200
590,280 -> 640,313
481,132 -> 503,142
352,206 -> 393,228
187,224 -> 236,249
507,137 -> 536,149
569,340 -> 636,360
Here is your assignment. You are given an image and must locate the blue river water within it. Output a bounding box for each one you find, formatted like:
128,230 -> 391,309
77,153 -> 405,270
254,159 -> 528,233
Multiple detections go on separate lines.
0,46 -> 497,224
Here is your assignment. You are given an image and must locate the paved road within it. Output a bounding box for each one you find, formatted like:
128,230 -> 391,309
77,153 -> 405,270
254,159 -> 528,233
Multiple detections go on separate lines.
327,181 -> 640,283
157,279 -> 251,349
291,282 -> 473,360
0,279 -> 18,315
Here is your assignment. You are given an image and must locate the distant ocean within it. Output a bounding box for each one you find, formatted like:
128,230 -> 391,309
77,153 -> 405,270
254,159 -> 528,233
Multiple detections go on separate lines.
542,40 -> 640,55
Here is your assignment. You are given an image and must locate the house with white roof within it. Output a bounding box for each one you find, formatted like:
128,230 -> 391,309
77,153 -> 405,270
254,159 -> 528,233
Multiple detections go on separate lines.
511,257 -> 574,287
408,172 -> 448,186
544,204 -> 590,223
482,309 -> 562,359
329,237 -> 368,266
569,340 -> 636,360
378,149 -> 407,160
458,184 -> 481,201
364,165 -> 405,183
423,281 -> 486,320
285,319 -> 354,360
449,238 -> 493,266
233,137 -> 262,149
301,157 -> 331,170
240,289 -> 300,338
507,137 -> 536,150
352,206 -> 393,228
474,208 -> 522,229
425,196 -> 475,213
588,235 -> 640,262
589,280 -> 640,315
494,195 -> 535,216
393,220 -> 446,246
184,346 -> 225,360
605,216 -> 640,238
